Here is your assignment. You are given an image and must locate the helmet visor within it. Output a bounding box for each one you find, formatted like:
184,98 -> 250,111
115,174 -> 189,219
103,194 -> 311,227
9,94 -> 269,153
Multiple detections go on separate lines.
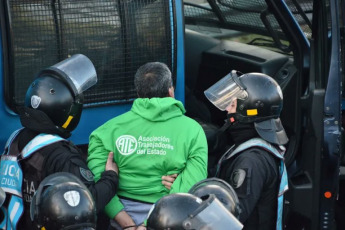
182,195 -> 243,230
50,54 -> 97,96
204,70 -> 248,111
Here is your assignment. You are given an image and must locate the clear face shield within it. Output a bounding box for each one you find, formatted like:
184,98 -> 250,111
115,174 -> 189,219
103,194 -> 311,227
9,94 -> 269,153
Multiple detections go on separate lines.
204,70 -> 248,111
40,54 -> 97,97
182,195 -> 243,230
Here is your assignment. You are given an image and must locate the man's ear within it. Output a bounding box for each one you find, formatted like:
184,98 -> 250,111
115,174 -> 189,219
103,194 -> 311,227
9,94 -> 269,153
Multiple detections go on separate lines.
168,86 -> 175,98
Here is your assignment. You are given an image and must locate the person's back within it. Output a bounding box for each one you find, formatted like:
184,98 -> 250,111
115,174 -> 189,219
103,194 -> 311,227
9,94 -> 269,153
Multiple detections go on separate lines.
90,96 -> 206,198
0,54 -> 118,230
88,62 -> 208,229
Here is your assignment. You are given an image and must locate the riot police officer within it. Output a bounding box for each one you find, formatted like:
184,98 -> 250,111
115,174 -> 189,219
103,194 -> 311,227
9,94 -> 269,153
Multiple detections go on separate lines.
204,70 -> 289,230
0,54 -> 118,229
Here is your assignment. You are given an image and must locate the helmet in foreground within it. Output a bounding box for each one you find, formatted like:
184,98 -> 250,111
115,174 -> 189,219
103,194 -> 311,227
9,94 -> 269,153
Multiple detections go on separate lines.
188,177 -> 241,218
146,193 -> 243,230
30,172 -> 96,230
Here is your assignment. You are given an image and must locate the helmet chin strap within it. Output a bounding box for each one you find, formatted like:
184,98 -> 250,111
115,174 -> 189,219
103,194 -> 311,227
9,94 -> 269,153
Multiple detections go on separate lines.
226,113 -> 237,124
216,113 -> 238,135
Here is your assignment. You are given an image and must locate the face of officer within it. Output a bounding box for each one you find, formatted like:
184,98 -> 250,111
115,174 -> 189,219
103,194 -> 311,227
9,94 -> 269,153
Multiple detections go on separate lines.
225,98 -> 237,114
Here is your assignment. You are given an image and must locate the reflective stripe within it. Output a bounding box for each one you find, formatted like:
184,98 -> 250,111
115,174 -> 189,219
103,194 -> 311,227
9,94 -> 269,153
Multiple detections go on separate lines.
0,130 -> 66,230
217,138 -> 288,230
62,115 -> 74,129
0,156 -> 23,197
21,133 -> 65,158
9,201 -> 20,223
246,109 -> 258,116
230,138 -> 284,160
7,196 -> 23,230
3,129 -> 23,155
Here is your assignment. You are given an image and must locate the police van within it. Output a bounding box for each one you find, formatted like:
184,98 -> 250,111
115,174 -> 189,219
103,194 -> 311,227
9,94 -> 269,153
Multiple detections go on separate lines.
0,0 -> 343,229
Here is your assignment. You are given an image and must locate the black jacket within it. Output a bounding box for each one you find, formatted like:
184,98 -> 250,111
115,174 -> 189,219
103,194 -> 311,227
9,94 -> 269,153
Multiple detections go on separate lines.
220,146 -> 280,230
14,107 -> 118,229
219,122 -> 281,230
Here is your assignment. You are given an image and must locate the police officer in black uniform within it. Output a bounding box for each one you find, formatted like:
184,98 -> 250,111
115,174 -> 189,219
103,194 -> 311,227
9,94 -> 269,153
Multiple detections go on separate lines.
204,71 -> 289,230
0,54 -> 118,230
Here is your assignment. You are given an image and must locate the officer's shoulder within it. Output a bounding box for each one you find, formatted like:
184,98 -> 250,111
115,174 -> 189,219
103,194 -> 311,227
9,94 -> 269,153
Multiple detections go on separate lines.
239,147 -> 278,167
236,148 -> 269,163
44,141 -> 79,155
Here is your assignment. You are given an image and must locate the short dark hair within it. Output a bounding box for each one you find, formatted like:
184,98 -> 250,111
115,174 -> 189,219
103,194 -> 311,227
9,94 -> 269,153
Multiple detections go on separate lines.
134,62 -> 173,98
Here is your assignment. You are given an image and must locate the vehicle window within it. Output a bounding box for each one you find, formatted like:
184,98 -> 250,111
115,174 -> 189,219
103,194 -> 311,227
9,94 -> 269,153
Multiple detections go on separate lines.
184,0 -> 313,55
184,0 -> 291,55
2,0 -> 177,110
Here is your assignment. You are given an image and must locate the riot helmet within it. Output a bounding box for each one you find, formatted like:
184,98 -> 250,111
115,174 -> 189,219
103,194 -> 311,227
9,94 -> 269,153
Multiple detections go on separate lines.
188,177 -> 241,218
30,172 -> 96,230
24,54 -> 97,133
204,70 -> 288,145
146,193 -> 243,230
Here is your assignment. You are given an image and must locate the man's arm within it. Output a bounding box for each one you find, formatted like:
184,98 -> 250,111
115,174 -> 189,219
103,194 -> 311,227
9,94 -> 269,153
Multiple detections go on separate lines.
169,128 -> 208,193
43,142 -> 118,213
114,210 -> 137,230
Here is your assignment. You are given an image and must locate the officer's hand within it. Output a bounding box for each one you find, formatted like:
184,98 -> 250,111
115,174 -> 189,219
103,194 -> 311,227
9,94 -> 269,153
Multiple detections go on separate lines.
136,225 -> 146,230
162,174 -> 178,190
106,152 -> 118,175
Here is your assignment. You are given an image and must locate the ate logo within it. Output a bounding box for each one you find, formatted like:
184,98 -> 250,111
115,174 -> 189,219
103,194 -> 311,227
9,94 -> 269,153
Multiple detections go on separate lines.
116,135 -> 137,155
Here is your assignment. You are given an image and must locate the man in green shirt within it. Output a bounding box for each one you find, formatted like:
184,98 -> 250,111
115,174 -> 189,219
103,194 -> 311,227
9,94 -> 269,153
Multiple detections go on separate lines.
87,62 -> 208,229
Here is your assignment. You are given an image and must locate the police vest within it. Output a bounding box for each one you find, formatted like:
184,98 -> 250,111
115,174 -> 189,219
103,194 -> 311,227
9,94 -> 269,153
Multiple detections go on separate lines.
0,129 -> 65,230
216,138 -> 288,230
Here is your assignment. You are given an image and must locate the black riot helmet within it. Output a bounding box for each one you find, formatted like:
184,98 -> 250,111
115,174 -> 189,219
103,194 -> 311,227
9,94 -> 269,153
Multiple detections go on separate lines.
188,177 -> 241,218
205,70 -> 288,145
24,54 -> 97,133
146,193 -> 243,230
30,172 -> 96,230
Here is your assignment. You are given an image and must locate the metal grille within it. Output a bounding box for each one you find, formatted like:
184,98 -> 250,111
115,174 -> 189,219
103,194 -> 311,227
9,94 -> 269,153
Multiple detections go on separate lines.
216,0 -> 282,34
184,0 -> 284,37
285,0 -> 313,39
184,3 -> 218,22
4,0 -> 176,107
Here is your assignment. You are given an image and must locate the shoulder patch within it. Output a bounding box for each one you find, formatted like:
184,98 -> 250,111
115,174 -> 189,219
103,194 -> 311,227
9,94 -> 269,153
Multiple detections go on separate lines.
79,167 -> 94,182
230,168 -> 247,188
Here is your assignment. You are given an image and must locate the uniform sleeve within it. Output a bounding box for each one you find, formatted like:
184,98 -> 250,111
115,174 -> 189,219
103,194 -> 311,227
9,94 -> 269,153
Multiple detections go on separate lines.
222,150 -> 268,223
88,132 -> 124,218
169,127 -> 208,193
43,142 -> 118,213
